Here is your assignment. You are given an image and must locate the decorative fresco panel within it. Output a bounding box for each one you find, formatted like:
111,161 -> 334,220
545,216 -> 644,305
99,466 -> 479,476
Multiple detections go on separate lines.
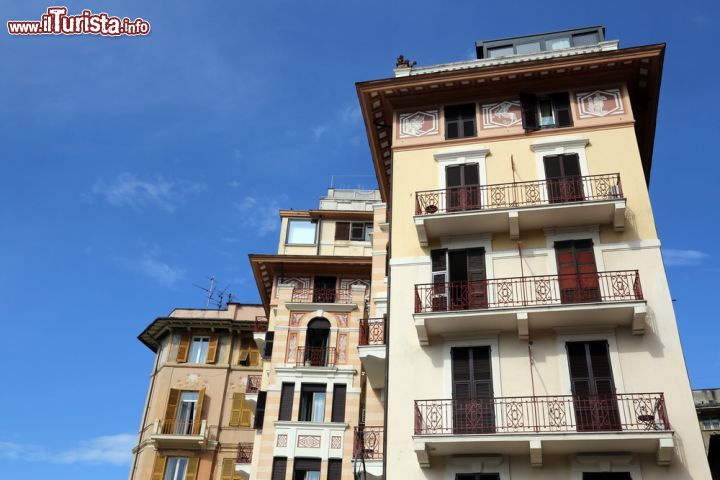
336,333 -> 348,364
575,89 -> 625,118
398,110 -> 439,138
276,276 -> 310,297
286,332 -> 298,363
297,435 -> 321,448
481,100 -> 522,128
330,436 -> 342,449
335,313 -> 348,328
276,434 -> 288,447
290,312 -> 304,326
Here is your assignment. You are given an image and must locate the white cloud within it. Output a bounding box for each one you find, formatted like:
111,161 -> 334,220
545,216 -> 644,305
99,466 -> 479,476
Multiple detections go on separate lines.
0,433 -> 135,466
235,196 -> 280,235
312,125 -> 329,140
339,104 -> 361,124
91,173 -> 205,213
663,249 -> 710,267
139,256 -> 185,286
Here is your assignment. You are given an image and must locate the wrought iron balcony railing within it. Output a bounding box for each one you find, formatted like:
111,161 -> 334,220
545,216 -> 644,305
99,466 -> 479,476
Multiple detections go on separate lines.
253,316 -> 268,332
415,270 -> 642,314
353,426 -> 384,460
291,287 -> 352,304
359,317 -> 386,346
236,442 -> 253,464
414,393 -> 669,435
415,174 -> 623,216
293,346 -> 337,367
246,375 -> 261,394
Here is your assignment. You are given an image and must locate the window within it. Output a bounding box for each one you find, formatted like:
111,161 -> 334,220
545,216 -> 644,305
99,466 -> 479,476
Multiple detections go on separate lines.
520,92 -> 573,131
164,389 -> 204,435
446,163 -> 480,212
263,331 -> 275,359
487,45 -> 513,58
335,222 -> 372,241
176,391 -> 199,434
445,104 -> 476,139
278,383 -> 295,421
555,240 -> 599,303
254,391 -> 267,429
238,333 -> 260,367
546,36 -> 571,50
452,347 -> 494,434
431,248 -> 487,311
327,459 -> 342,480
516,41 -> 541,54
188,336 -> 209,364
573,31 -> 600,47
299,384 -> 326,422
567,341 -> 620,431
163,457 -> 188,480
293,458 -> 321,480
287,220 -> 317,244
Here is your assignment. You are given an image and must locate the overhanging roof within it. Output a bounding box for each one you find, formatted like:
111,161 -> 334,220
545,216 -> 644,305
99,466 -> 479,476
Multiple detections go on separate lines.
356,43 -> 665,201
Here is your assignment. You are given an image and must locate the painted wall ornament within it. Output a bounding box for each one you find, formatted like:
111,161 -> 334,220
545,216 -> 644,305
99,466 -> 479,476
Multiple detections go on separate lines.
576,89 -> 625,118
482,101 -> 522,128
399,110 -> 439,138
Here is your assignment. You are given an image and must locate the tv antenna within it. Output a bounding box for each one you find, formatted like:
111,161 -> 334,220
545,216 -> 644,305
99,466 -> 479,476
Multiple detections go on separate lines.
193,276 -> 233,309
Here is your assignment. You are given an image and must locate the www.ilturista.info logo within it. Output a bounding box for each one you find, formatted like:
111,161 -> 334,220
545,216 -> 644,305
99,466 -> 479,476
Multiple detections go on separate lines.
7,7 -> 150,36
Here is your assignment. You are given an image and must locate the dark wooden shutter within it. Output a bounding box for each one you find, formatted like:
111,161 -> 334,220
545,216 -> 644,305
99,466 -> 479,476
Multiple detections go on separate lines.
278,383 -> 295,421
467,248 -> 487,308
328,459 -> 343,480
431,249 -> 448,311
253,391 -> 267,429
263,331 -> 275,359
335,222 -> 350,240
520,93 -> 539,131
452,347 -> 494,434
331,384 -> 347,422
544,154 -> 583,203
550,92 -> 573,127
270,457 -> 287,480
567,341 -> 620,431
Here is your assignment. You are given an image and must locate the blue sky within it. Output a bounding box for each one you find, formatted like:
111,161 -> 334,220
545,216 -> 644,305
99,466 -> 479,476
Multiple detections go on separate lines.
0,0 -> 718,478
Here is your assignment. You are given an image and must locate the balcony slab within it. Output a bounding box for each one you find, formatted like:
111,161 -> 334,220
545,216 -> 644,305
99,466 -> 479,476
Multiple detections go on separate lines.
284,302 -> 358,313
414,300 -> 647,345
359,345 -> 386,388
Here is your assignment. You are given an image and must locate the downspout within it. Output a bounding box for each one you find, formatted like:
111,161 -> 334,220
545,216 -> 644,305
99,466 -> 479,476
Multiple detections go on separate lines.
129,332 -> 162,480
209,328 -> 236,480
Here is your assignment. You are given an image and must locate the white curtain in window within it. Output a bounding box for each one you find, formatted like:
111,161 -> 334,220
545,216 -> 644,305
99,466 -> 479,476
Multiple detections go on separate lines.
311,392 -> 325,422
287,220 -> 317,244
305,472 -> 320,480
164,457 -> 188,480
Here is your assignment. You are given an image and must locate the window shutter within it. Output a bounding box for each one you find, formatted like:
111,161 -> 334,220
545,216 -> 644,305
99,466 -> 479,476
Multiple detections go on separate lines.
278,383 -> 295,421
206,334 -> 219,364
271,458 -> 287,480
229,392 -> 245,427
150,454 -> 166,480
221,458 -> 235,480
192,388 -> 205,435
335,222 -> 350,240
248,347 -> 260,367
519,93 -> 539,131
263,332 -> 275,359
176,334 -> 191,363
431,249 -> 448,310
184,457 -> 199,480
294,458 -> 321,471
331,384 -> 347,422
328,459 -> 342,480
550,92 -> 573,127
254,391 -> 267,429
164,389 -> 181,426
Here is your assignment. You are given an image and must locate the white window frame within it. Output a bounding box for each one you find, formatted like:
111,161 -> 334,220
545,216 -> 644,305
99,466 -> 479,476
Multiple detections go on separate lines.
286,219 -> 318,245
188,336 -> 210,364
164,457 -> 188,480
434,146 -> 490,207
530,136 -> 590,204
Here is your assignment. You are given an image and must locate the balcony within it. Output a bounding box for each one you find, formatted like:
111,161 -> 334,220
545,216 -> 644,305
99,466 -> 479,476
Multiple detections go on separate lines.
286,288 -> 358,312
414,174 -> 625,244
149,419 -> 208,449
253,316 -> 268,352
414,270 -> 646,343
353,426 -> 384,479
234,442 -> 253,478
359,317 -> 387,387
290,346 -> 337,368
244,375 -> 262,407
413,394 -> 674,468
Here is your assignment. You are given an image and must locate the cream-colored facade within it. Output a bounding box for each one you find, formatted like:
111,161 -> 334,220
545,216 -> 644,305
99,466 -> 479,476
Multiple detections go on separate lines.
357,27 -> 711,480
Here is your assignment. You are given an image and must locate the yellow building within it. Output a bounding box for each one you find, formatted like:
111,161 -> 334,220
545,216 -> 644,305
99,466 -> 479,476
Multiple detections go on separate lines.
356,26 -> 709,479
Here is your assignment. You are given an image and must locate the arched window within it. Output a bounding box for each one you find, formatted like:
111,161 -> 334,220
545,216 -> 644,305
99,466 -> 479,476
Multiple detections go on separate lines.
304,318 -> 331,366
